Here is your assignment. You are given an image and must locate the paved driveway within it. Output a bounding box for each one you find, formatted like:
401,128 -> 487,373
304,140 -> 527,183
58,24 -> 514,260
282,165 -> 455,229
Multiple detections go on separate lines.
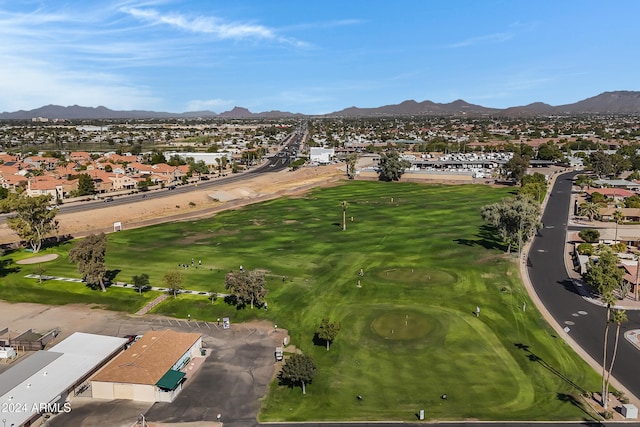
0,302 -> 280,427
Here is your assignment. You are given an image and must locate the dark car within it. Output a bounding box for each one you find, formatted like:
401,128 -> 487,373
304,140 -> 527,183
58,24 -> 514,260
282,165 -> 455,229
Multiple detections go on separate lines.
104,197 -> 114,202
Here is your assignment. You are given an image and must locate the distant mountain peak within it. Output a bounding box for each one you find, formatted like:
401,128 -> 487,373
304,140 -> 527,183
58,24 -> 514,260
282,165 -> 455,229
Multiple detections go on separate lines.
2,91 -> 640,120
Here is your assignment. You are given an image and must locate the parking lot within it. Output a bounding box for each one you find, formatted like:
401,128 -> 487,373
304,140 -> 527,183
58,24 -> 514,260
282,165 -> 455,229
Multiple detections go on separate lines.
0,302 -> 282,427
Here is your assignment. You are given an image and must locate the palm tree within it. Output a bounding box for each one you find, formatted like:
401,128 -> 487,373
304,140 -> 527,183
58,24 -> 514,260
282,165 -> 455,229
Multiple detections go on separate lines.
604,309 -> 628,407
340,200 -> 349,231
613,210 -> 624,245
600,291 -> 616,409
575,174 -> 594,191
579,202 -> 600,222
635,253 -> 640,301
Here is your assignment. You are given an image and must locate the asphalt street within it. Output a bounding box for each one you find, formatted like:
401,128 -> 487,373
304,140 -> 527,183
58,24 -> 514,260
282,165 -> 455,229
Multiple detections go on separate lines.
527,171 -> 640,399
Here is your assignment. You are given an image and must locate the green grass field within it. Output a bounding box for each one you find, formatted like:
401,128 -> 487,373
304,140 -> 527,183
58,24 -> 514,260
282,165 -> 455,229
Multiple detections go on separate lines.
0,181 -> 602,421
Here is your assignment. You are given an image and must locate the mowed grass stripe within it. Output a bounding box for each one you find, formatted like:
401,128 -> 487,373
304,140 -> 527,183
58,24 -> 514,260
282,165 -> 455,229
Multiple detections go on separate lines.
0,181 -> 601,421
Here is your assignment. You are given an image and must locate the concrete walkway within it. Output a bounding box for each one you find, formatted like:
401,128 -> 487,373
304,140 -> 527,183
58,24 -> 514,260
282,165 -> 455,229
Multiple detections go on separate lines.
23,274 -> 225,298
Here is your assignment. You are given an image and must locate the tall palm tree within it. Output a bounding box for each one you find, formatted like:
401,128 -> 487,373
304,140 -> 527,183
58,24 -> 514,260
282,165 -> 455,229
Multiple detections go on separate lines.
604,309 -> 628,407
579,202 -> 600,222
613,210 -> 624,245
600,291 -> 616,409
635,254 -> 640,301
340,200 -> 349,231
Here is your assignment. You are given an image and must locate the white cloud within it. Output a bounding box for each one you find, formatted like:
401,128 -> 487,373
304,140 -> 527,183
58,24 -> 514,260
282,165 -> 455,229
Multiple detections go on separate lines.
119,6 -> 306,47
0,55 -> 160,111
446,32 -> 512,48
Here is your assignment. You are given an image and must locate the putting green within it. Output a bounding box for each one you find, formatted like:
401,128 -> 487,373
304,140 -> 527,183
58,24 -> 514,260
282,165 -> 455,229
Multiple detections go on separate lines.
371,310 -> 433,340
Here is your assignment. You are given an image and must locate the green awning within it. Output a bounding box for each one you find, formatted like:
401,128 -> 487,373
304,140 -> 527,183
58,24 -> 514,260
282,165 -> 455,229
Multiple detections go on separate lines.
156,369 -> 186,390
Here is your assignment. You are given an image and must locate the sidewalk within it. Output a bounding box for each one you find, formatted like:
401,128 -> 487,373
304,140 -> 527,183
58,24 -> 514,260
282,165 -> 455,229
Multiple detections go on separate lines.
519,169 -> 640,414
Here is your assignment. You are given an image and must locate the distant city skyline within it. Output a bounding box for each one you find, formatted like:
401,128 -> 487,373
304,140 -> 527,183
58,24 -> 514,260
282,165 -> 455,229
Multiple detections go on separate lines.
1,1 -> 639,115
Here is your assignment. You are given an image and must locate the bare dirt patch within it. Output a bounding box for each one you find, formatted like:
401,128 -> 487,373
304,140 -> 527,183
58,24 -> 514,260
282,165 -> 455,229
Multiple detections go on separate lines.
0,165 -> 344,245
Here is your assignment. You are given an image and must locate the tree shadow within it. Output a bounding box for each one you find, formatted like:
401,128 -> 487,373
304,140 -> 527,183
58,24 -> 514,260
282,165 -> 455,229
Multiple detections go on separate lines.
514,343 -> 588,395
105,269 -> 121,282
43,234 -> 74,248
312,333 -> 327,348
454,225 -> 505,251
223,294 -> 246,310
557,393 -> 600,421
0,259 -> 20,278
557,278 -> 580,296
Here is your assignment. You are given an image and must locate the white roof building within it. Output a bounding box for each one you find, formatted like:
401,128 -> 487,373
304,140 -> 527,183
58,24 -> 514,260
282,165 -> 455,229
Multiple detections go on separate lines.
0,332 -> 127,427
309,147 -> 335,164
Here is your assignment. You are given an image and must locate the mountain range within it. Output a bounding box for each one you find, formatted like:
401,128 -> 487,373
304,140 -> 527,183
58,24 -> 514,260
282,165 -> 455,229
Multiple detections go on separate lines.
3,91 -> 640,120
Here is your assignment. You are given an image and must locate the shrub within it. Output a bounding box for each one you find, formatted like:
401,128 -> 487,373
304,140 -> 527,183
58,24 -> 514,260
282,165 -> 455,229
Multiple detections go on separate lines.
577,243 -> 594,256
611,242 -> 627,253
579,228 -> 600,243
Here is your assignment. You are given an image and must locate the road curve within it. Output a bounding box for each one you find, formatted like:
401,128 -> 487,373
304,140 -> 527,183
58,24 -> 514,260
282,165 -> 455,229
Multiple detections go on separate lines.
527,171 -> 640,400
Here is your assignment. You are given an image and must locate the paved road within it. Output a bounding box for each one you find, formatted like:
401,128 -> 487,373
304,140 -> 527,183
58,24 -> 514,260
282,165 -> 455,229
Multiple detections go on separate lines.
0,131 -> 303,220
527,171 -> 640,400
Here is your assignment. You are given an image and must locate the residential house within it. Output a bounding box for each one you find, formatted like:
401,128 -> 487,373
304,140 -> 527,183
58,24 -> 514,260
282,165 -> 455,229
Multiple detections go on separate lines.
26,176 -> 65,200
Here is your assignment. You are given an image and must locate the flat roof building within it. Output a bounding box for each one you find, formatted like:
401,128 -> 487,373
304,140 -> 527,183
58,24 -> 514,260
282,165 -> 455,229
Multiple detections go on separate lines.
0,332 -> 127,427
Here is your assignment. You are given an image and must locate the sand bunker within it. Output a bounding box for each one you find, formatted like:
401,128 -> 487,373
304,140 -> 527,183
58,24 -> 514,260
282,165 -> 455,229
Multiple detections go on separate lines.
16,253 -> 59,264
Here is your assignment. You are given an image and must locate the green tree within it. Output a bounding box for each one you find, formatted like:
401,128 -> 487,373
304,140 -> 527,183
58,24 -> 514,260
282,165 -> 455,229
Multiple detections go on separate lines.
481,194 -> 541,255
215,156 -> 229,176
578,202 -> 600,222
576,242 -> 594,256
589,150 -> 613,178
209,290 -> 218,304
579,228 -> 600,243
340,200 -> 349,231
574,174 -> 594,191
77,173 -> 96,196
612,210 -> 624,245
132,273 -> 150,294
5,194 -> 58,253
138,177 -> 151,192
164,270 -> 183,298
624,195 -> 640,208
316,318 -> 341,351
590,192 -> 606,204
225,269 -> 267,309
610,153 -> 631,177
189,159 -> 209,176
150,150 -> 166,165
536,141 -> 564,161
503,153 -> 530,183
69,233 -> 108,292
278,353 -> 317,395
377,151 -> 410,182
519,182 -> 544,203
583,248 -> 623,296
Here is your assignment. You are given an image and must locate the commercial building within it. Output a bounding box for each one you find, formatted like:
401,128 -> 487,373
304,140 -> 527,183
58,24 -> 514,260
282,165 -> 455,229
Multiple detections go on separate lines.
0,332 -> 127,427
91,329 -> 202,403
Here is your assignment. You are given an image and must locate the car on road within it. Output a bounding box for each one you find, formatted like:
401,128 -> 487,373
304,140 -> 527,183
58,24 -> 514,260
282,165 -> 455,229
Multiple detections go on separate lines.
104,197 -> 114,202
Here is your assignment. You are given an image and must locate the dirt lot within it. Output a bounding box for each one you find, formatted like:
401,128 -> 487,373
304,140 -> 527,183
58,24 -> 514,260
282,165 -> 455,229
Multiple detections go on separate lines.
0,165 -> 346,244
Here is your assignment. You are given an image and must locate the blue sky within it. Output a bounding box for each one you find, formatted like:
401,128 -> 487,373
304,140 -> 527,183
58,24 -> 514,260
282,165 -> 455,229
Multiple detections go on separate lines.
1,0 -> 639,114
